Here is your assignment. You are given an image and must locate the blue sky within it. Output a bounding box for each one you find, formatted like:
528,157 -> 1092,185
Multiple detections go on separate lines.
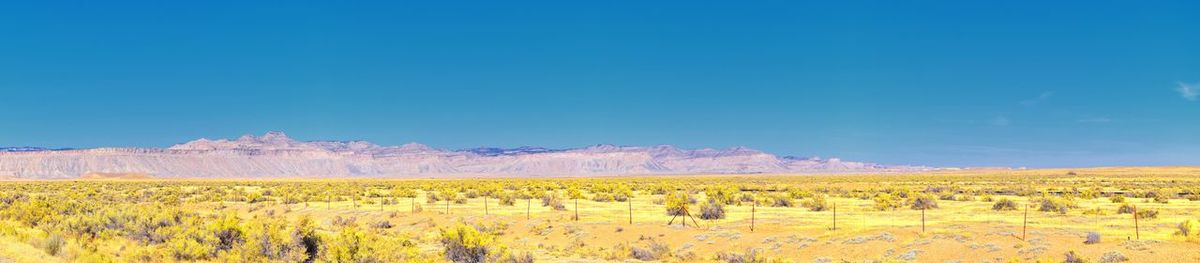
2,1 -> 1198,167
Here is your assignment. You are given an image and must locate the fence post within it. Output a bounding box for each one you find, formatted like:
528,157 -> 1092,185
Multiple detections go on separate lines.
628,198 -> 633,224
751,200 -> 756,232
1133,205 -> 1140,240
1022,203 -> 1029,241
921,208 -> 926,232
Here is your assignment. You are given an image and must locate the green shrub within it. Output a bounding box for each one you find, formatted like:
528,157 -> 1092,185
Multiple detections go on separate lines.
787,188 -> 811,199
873,194 -> 903,211
665,192 -> 691,216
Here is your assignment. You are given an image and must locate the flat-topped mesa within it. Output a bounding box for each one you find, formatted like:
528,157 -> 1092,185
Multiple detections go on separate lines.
0,131 -> 933,179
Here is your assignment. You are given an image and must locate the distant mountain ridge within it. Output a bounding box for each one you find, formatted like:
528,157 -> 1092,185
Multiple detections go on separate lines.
1,146 -> 70,152
0,131 -> 932,179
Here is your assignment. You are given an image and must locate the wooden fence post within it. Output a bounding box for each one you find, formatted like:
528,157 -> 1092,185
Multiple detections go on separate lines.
628,198 -> 633,224
751,200 -> 756,232
1022,203 -> 1029,241
921,208 -> 926,232
1133,205 -> 1140,240
832,202 -> 837,231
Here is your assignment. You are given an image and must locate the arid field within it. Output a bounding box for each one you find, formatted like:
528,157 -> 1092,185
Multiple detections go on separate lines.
2,167 -> 1200,262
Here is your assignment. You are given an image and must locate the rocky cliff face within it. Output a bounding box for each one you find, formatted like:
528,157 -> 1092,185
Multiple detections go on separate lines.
0,132 -> 931,179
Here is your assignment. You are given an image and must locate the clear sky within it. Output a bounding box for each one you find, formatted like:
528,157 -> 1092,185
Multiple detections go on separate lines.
2,1 -> 1198,168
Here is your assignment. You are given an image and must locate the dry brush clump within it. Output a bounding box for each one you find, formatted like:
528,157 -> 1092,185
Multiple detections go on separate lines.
630,240 -> 671,261
992,198 -> 1017,211
802,194 -> 829,212
1116,203 -> 1135,214
1037,196 -> 1076,214
440,223 -> 498,263
715,248 -> 784,263
1085,232 -> 1101,244
1136,209 -> 1159,219
1064,250 -> 1087,263
699,200 -> 726,220
541,193 -> 567,211
1176,219 -> 1200,242
763,194 -> 794,207
910,194 -> 939,210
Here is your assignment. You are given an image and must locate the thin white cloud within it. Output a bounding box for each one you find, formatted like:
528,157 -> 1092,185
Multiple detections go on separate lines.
1178,82 -> 1198,101
1020,91 -> 1054,106
1077,117 -> 1112,123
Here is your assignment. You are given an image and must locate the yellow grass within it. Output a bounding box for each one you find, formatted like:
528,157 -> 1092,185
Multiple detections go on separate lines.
1,167 -> 1199,262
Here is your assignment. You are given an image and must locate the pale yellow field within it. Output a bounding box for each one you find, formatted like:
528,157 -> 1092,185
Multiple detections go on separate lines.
216,191 -> 1200,262
1,167 -> 1199,262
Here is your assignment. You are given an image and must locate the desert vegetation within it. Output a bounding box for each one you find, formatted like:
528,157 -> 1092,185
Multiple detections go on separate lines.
0,167 -> 1199,262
